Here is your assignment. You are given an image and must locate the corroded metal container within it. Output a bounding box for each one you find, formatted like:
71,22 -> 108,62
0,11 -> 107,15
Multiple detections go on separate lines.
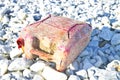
17,15 -> 92,71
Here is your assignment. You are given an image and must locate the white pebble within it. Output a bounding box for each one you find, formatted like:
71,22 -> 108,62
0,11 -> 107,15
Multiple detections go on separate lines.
8,58 -> 33,71
10,47 -> 22,59
33,74 -> 44,80
23,69 -> 34,79
0,59 -> 9,76
76,70 -> 88,79
30,61 -> 46,72
106,60 -> 120,71
42,66 -> 67,80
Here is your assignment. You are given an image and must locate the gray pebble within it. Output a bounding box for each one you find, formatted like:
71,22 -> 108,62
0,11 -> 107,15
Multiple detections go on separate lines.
79,50 -> 89,57
23,69 -> 34,79
1,71 -> 23,80
69,61 -> 79,71
93,55 -> 103,67
99,27 -> 113,41
8,58 -> 33,71
0,29 -> 6,37
115,45 -> 120,52
68,75 -> 81,80
111,33 -> 120,45
91,28 -> 100,37
0,23 -> 2,30
89,40 -> 99,47
65,68 -> 75,76
83,58 -> 94,69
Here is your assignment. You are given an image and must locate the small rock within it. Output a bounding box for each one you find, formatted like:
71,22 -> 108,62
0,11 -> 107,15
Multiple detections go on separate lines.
1,71 -> 23,80
76,70 -> 88,79
91,28 -> 100,37
0,29 -> 6,37
0,73 -> 11,80
108,54 -> 115,62
33,14 -> 42,21
0,59 -> 9,76
30,61 -> 46,72
99,27 -> 113,41
10,71 -> 23,80
83,58 -> 94,69
87,67 -> 98,80
106,60 -> 120,71
111,33 -> 120,45
115,45 -> 120,52
23,69 -> 34,79
8,58 -> 33,71
10,48 -> 22,59
89,40 -> 99,47
0,23 -> 2,30
1,45 -> 12,54
65,68 -> 75,76
33,74 -> 44,80
79,50 -> 89,57
93,55 -> 103,67
68,75 -> 81,80
69,61 -> 79,70
94,69 -> 118,80
42,66 -> 67,80
101,17 -> 110,25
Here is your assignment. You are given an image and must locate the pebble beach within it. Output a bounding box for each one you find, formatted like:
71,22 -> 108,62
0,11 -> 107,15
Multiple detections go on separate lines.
0,0 -> 120,80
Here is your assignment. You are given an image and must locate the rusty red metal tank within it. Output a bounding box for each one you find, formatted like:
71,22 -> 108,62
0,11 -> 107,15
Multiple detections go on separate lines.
17,15 -> 92,71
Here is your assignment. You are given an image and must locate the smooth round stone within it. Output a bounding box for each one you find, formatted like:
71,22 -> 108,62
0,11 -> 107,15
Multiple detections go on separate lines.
68,75 -> 81,80
0,73 -> 11,80
30,61 -> 46,72
0,59 -> 9,76
33,14 -> 42,21
111,33 -> 120,45
8,58 -> 33,71
10,47 -> 22,59
33,74 -> 44,80
42,66 -> 67,80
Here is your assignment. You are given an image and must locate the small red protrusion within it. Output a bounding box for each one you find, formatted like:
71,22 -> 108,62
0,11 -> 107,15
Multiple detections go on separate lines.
17,38 -> 24,48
